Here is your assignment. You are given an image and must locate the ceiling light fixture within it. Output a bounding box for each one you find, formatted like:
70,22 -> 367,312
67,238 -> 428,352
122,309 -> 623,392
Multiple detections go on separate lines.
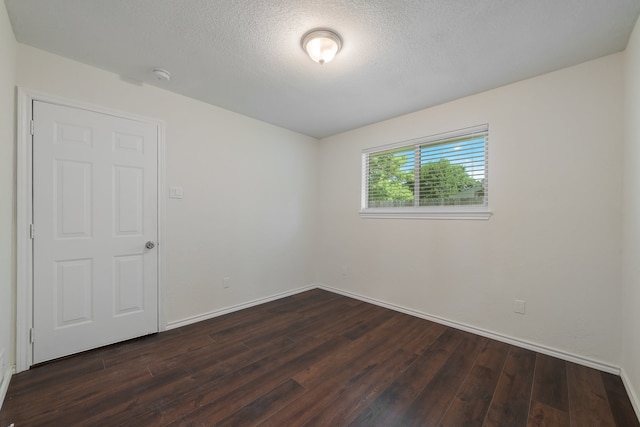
301,29 -> 342,65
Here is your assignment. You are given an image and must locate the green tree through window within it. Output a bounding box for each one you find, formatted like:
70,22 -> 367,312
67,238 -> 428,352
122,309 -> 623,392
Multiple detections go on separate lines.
416,159 -> 480,206
367,152 -> 414,207
363,126 -> 488,212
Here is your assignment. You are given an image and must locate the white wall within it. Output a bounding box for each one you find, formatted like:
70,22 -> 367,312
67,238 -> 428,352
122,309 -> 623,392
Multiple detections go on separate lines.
0,0 -> 17,402
318,53 -> 624,367
16,44 -> 320,325
3,12 -> 635,411
622,15 -> 640,417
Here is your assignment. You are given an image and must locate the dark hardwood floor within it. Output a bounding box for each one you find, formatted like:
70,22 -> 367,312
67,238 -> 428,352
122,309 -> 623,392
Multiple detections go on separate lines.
1,289 -> 638,426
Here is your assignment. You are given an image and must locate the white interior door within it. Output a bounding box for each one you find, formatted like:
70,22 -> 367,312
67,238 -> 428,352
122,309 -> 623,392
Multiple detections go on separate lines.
32,100 -> 159,364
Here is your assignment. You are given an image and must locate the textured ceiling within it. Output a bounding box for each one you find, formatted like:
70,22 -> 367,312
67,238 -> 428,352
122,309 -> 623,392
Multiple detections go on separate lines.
5,0 -> 640,138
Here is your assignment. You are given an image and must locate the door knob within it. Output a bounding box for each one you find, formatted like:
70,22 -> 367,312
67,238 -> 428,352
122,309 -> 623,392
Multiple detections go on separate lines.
145,241 -> 156,249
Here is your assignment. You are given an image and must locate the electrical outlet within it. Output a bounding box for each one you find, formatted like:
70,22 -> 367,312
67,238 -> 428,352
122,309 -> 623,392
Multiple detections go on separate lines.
514,299 -> 526,314
223,277 -> 230,289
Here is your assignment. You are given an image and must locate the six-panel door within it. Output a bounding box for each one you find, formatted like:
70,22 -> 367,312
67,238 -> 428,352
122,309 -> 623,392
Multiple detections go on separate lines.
32,101 -> 159,364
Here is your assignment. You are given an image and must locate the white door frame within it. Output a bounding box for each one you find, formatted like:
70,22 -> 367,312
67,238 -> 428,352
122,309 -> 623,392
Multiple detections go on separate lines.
16,88 -> 167,372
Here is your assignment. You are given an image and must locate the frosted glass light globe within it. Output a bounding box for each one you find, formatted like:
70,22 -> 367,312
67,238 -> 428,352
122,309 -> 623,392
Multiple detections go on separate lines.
302,30 -> 342,65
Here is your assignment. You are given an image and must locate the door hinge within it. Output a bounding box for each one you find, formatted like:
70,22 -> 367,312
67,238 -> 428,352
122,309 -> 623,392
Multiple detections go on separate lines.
30,119 -> 34,135
29,328 -> 34,344
29,223 -> 34,239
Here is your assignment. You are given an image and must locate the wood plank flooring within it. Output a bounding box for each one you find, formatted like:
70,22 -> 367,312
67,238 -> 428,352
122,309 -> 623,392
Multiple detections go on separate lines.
1,289 -> 638,426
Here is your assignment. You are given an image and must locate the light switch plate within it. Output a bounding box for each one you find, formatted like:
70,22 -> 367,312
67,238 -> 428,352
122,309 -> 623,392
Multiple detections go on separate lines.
169,186 -> 184,199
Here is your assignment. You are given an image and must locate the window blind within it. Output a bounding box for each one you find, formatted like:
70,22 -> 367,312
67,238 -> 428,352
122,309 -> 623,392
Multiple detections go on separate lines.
362,125 -> 488,211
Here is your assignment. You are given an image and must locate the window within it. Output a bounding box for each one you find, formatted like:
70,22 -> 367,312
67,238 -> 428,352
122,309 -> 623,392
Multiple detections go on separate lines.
361,124 -> 491,220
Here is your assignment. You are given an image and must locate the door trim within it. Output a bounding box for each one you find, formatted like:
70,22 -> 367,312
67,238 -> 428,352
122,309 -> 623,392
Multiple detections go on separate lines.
16,88 -> 167,372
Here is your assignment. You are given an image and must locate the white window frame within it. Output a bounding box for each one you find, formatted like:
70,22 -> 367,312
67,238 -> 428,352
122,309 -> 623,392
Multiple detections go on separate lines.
360,124 -> 492,220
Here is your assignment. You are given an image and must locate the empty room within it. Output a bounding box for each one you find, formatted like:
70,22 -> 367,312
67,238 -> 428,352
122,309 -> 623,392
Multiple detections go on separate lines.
1,0 -> 640,426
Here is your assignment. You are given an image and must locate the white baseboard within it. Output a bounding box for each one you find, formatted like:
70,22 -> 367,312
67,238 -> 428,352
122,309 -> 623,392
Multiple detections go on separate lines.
165,282 -> 620,376
4,283 -> 631,416
317,284 -> 621,375
621,367 -> 640,422
0,364 -> 14,412
166,285 -> 316,330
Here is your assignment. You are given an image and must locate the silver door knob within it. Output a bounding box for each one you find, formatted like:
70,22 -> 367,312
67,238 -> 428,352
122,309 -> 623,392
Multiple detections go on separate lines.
145,241 -> 156,249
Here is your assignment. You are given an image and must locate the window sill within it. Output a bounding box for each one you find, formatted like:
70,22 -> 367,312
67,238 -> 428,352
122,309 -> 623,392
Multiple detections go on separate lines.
359,207 -> 492,220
